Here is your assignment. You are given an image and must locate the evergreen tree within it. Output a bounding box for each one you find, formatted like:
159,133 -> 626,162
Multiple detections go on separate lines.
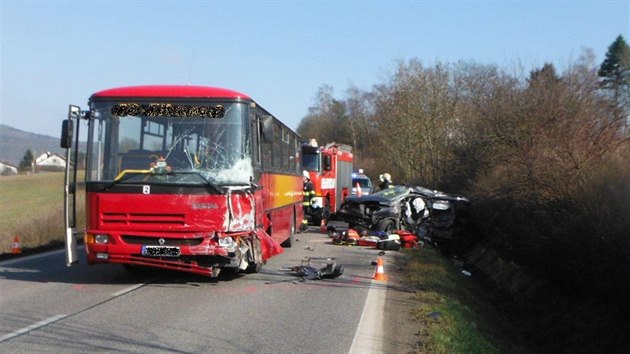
18,149 -> 34,171
598,35 -> 630,121
528,62 -> 560,88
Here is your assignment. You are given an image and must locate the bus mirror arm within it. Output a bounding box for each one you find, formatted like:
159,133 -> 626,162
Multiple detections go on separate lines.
249,176 -> 260,190
61,106 -> 92,149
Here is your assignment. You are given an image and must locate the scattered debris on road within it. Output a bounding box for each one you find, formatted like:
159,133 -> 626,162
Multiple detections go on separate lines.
280,256 -> 344,281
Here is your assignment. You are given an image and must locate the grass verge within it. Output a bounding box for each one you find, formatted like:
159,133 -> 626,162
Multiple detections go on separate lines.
401,246 -> 528,354
0,172 -> 84,256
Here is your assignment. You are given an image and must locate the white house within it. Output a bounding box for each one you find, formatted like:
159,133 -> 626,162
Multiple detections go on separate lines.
35,152 -> 66,169
0,161 -> 18,175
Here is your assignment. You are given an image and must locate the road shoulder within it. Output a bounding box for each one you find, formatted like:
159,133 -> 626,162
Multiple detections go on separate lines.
382,251 -> 421,353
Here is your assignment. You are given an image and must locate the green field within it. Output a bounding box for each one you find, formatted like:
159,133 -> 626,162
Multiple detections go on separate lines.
0,172 -> 84,253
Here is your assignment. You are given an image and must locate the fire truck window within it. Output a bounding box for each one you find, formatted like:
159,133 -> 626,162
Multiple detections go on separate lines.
323,155 -> 332,171
301,151 -> 319,171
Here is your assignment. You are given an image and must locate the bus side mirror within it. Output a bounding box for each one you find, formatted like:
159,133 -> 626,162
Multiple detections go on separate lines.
60,119 -> 73,148
323,155 -> 332,171
260,115 -> 274,143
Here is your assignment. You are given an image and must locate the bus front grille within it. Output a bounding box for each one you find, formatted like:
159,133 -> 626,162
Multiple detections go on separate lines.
101,212 -> 186,226
121,235 -> 203,246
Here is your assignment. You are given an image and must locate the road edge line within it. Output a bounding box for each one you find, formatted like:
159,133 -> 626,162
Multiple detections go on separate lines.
349,279 -> 388,354
0,314 -> 68,343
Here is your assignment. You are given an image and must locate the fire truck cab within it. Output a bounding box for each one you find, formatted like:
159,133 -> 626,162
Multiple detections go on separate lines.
301,139 -> 353,226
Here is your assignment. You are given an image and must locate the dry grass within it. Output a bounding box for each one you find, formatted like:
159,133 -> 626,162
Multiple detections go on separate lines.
0,172 -> 84,253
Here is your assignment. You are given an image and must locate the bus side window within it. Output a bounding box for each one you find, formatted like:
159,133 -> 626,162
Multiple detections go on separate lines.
294,138 -> 301,174
287,134 -> 295,172
260,114 -> 273,170
250,114 -> 261,167
273,123 -> 283,170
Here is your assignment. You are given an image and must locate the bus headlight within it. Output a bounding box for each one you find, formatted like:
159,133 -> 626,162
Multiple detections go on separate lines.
95,234 -> 110,244
85,233 -> 107,244
218,236 -> 235,248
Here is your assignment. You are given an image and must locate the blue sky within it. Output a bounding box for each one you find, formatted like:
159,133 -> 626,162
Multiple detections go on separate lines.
1,1 -> 628,137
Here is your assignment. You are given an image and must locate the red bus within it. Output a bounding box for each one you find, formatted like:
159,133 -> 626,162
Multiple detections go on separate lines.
61,85 -> 303,277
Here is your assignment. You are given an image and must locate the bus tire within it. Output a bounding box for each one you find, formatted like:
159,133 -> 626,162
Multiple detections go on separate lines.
246,236 -> 264,273
281,212 -> 296,248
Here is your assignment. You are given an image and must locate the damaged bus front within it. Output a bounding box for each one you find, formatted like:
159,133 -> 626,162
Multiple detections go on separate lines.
61,86 -> 302,277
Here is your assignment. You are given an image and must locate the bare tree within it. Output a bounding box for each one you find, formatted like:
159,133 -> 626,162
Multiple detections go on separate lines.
370,59 -> 459,186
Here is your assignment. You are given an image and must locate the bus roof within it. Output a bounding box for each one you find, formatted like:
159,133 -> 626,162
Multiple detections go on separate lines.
91,85 -> 251,100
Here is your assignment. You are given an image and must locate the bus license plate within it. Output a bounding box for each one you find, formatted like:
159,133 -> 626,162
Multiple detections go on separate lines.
141,245 -> 180,257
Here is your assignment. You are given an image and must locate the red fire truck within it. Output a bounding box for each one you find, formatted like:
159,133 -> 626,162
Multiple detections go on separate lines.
61,85 -> 303,278
301,139 -> 353,226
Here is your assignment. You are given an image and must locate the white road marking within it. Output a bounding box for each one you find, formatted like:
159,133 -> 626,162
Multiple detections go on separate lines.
0,249 -> 66,267
0,245 -> 88,267
111,276 -> 160,297
349,279 -> 388,354
0,314 -> 68,343
111,282 -> 149,297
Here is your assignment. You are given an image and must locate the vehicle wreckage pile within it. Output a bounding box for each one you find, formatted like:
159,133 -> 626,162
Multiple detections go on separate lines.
327,185 -> 472,253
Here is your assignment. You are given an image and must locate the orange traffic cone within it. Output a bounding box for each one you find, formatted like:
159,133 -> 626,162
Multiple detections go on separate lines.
320,218 -> 327,233
356,182 -> 362,197
11,235 -> 22,254
373,256 -> 387,281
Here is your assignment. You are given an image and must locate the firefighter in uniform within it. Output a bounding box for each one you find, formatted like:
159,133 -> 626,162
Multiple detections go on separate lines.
302,170 -> 315,231
378,173 -> 392,190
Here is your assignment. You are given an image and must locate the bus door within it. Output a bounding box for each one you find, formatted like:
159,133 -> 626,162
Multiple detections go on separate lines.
60,105 -> 83,266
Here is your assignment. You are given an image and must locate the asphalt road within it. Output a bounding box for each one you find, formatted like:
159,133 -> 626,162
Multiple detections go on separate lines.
0,228 -> 417,353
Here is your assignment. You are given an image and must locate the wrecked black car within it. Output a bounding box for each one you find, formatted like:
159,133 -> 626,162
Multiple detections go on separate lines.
329,185 -> 472,248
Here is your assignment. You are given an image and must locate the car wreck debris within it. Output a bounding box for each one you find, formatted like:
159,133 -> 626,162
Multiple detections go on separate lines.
328,185 -> 471,252
282,257 -> 344,281
326,222 -> 421,250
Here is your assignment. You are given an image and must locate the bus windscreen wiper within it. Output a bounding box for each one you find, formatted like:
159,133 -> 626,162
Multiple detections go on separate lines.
171,171 -> 224,194
100,170 -> 152,191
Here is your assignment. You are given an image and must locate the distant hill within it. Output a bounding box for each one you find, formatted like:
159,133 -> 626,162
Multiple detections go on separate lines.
0,124 -> 66,166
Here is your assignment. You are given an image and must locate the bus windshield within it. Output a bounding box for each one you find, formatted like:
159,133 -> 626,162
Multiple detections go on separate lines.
86,100 -> 252,186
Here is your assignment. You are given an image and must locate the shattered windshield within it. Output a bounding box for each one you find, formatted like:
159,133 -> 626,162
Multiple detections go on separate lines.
86,100 -> 253,186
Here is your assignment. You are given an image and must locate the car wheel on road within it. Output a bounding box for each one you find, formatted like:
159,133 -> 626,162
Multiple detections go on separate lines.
375,219 -> 396,234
